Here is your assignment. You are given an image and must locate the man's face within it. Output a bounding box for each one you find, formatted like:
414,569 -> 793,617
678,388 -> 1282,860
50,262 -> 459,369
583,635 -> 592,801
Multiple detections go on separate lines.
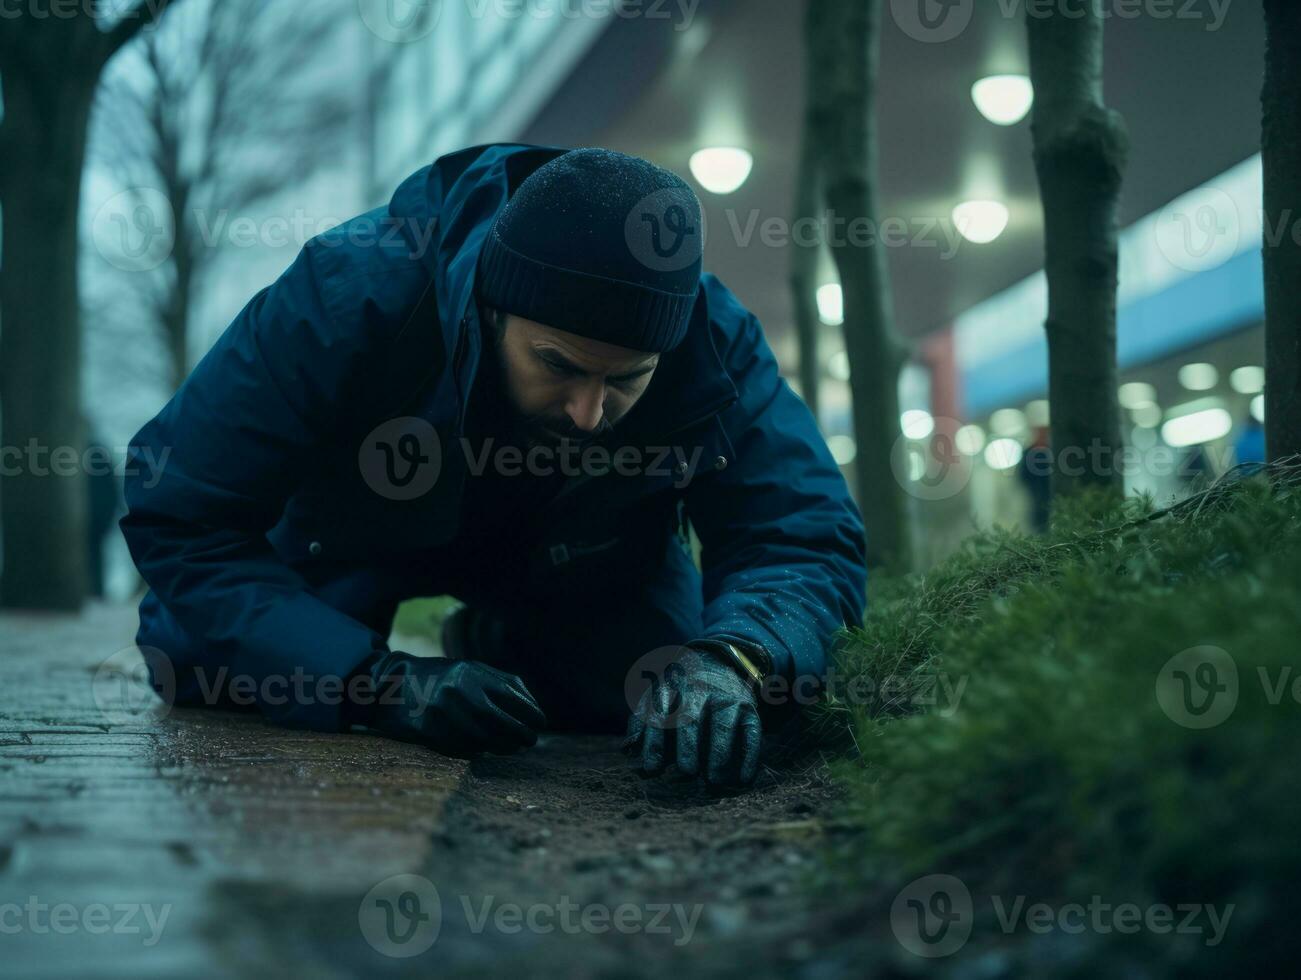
488,311 -> 659,446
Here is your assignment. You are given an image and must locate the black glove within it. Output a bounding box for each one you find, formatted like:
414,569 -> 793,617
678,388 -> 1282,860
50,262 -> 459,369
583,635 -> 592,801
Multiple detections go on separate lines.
346,651 -> 547,758
622,646 -> 763,786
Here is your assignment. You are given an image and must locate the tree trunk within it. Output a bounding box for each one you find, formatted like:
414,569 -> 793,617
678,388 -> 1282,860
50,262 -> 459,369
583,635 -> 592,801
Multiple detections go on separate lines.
1026,1 -> 1128,502
0,68 -> 96,608
164,186 -> 194,390
790,135 -> 822,425
804,0 -> 911,571
1262,0 -> 1301,460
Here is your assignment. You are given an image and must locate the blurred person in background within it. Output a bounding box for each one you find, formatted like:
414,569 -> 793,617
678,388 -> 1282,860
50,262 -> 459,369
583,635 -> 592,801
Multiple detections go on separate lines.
1018,425 -> 1052,533
1235,415 -> 1266,466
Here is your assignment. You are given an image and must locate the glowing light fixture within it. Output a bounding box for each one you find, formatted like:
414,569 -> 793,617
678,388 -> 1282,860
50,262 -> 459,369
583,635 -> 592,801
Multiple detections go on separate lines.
1177,362 -> 1219,391
1025,399 -> 1050,427
826,434 -> 857,466
984,437 -> 1023,471
955,424 -> 986,455
901,410 -> 935,440
990,407 -> 1027,437
1131,402 -> 1162,429
816,283 -> 844,325
1131,426 -> 1157,450
1229,366 -> 1265,395
952,200 -> 1010,244
688,147 -> 753,195
971,74 -> 1034,126
1118,382 -> 1156,409
827,349 -> 850,382
908,451 -> 926,482
1161,407 -> 1232,448
1251,394 -> 1265,423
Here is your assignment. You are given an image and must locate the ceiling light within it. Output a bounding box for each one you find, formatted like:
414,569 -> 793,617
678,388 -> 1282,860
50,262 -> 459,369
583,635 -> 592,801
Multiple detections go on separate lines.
1131,402 -> 1162,428
984,437 -> 1023,471
952,200 -> 1010,244
1177,362 -> 1219,391
1118,382 -> 1156,409
971,74 -> 1034,126
901,410 -> 935,440
1025,399 -> 1050,427
955,424 -> 986,455
688,147 -> 752,195
1161,408 -> 1232,448
989,407 -> 1026,437
907,450 -> 926,482
816,283 -> 844,325
1131,426 -> 1157,450
1229,365 -> 1265,395
826,434 -> 857,466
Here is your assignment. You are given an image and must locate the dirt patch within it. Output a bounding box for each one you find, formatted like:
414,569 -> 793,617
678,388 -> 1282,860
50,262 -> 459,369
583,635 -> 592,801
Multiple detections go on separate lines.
204,735 -> 861,978
415,736 -> 855,976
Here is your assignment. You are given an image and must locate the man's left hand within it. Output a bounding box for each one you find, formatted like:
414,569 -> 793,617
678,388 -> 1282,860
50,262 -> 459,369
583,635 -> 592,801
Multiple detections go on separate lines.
622,646 -> 762,786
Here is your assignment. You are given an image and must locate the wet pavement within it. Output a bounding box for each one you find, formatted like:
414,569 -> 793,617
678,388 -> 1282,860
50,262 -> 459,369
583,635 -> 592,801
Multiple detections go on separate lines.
0,603 -> 851,979
0,603 -> 464,977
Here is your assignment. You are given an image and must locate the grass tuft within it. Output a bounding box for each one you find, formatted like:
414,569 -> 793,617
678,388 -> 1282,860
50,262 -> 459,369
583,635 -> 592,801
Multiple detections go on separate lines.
817,459 -> 1301,974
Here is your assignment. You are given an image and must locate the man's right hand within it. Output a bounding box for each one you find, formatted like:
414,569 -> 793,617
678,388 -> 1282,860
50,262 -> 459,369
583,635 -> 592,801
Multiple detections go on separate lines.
347,651 -> 547,758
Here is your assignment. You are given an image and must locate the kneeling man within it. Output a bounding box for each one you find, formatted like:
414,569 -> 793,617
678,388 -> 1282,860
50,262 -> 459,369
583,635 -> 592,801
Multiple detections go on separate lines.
121,145 -> 867,786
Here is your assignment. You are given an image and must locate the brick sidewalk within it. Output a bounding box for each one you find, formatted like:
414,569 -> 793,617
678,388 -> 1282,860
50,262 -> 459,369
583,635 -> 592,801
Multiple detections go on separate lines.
0,602 -> 463,977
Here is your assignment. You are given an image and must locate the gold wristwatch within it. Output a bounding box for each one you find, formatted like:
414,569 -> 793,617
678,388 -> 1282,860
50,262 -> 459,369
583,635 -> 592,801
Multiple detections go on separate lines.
691,638 -> 771,690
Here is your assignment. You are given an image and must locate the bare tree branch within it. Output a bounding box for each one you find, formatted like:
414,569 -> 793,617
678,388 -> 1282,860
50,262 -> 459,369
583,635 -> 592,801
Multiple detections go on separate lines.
100,0 -> 180,62
86,0 -> 361,394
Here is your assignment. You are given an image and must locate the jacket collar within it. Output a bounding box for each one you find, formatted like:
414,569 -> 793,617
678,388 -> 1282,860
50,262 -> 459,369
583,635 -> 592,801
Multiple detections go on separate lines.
619,287 -> 738,440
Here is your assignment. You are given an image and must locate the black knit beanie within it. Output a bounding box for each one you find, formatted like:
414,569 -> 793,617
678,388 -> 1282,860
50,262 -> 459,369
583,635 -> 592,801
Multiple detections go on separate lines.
476,148 -> 703,353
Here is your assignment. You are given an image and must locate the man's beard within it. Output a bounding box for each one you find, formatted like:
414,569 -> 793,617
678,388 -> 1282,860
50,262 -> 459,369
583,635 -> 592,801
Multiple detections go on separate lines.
517,410 -> 615,451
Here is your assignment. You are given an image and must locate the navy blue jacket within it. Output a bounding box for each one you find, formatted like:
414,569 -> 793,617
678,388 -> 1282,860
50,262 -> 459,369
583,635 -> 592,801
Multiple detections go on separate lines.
121,144 -> 867,730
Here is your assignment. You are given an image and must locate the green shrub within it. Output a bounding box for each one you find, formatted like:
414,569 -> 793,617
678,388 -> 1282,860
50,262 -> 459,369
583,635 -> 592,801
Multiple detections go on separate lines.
822,468 -> 1301,975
